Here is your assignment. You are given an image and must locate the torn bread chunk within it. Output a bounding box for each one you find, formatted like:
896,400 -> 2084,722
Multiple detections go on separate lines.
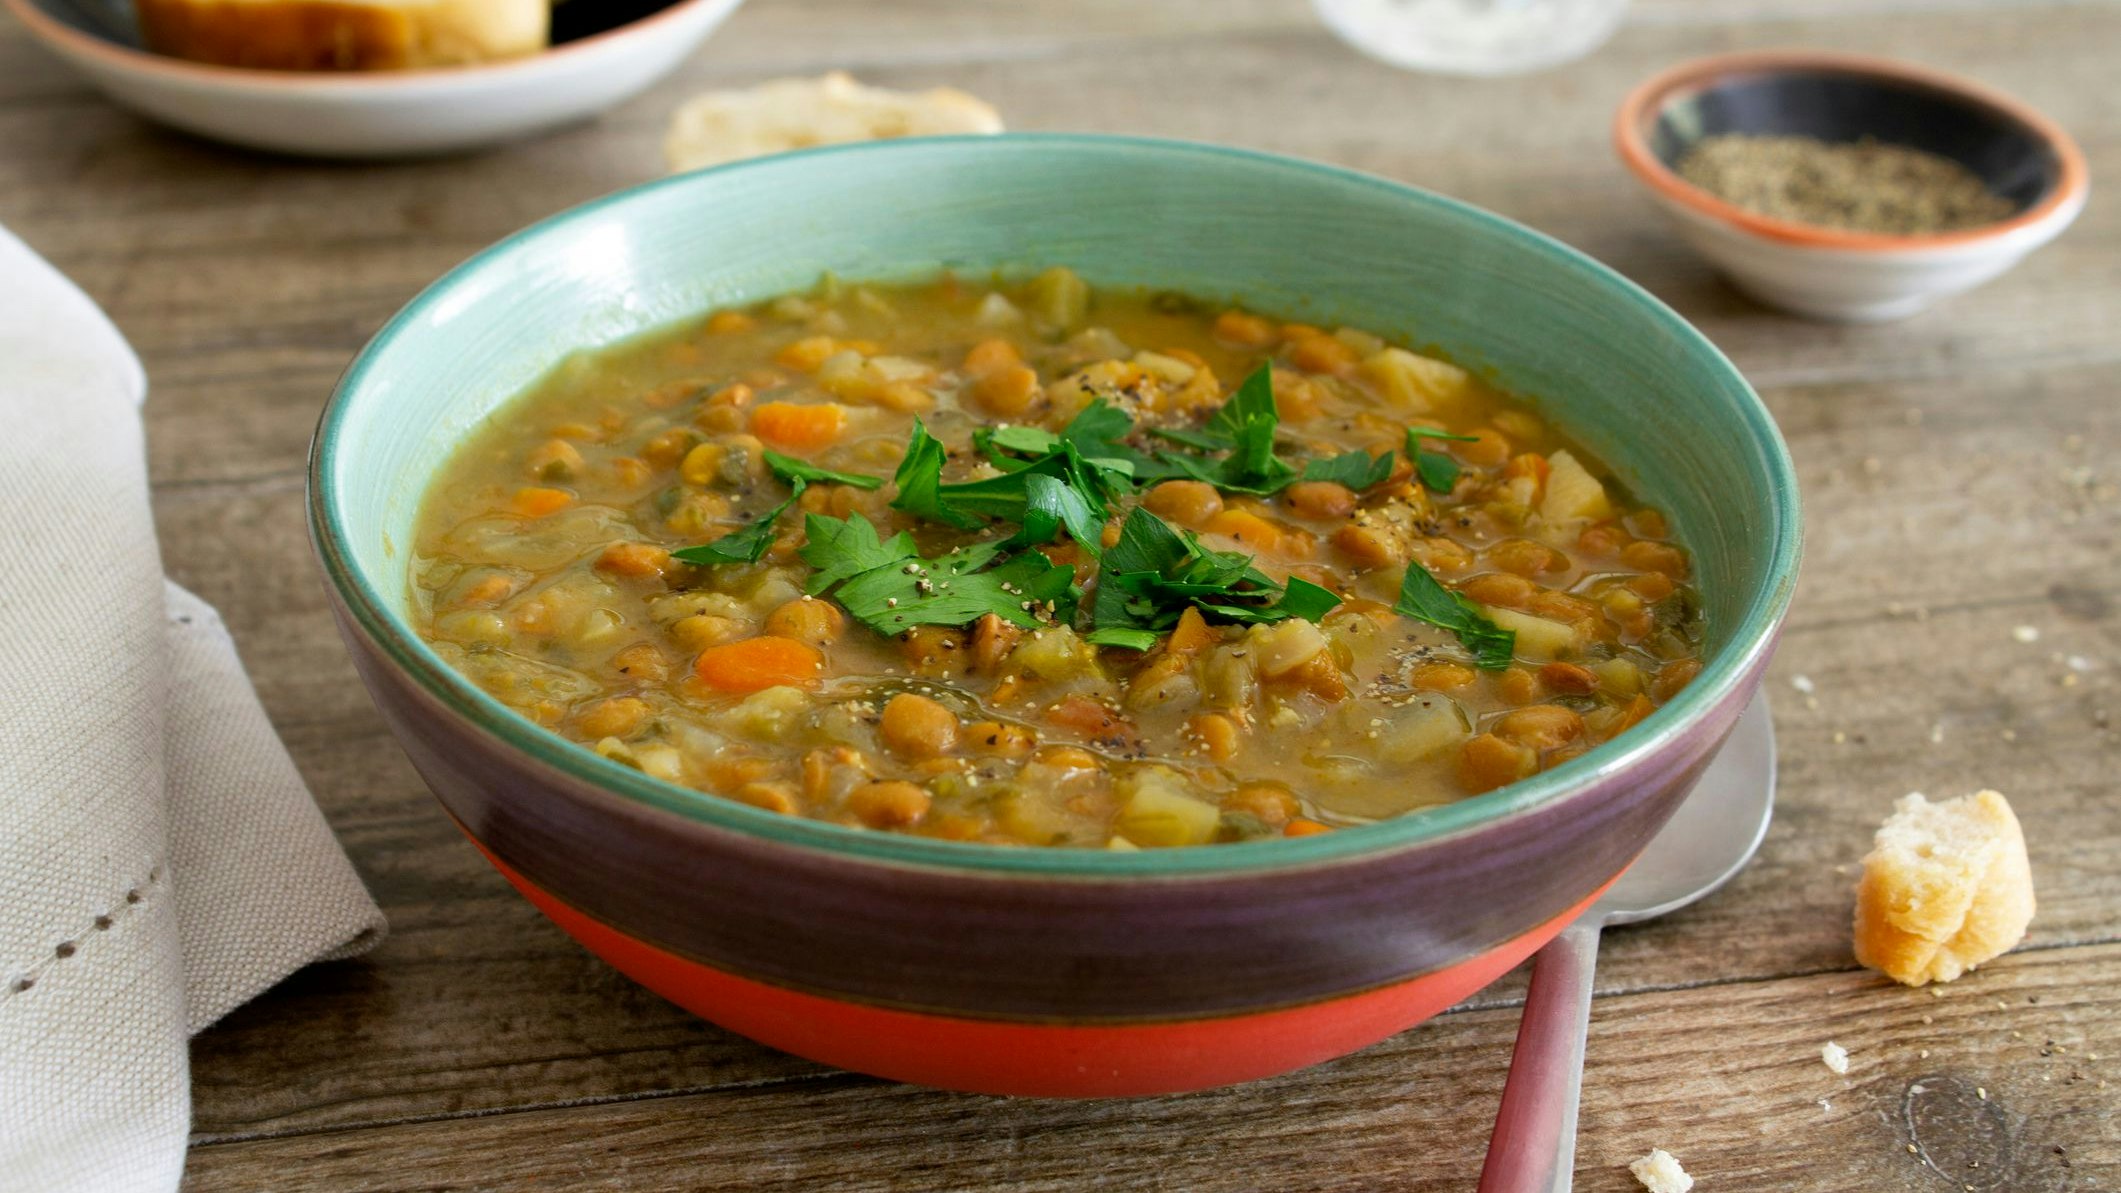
1629,1148 -> 1694,1193
1853,790 -> 2034,986
135,0 -> 549,71
665,72 -> 1003,173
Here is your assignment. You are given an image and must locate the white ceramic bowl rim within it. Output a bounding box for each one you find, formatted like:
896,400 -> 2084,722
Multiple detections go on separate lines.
4,0 -> 722,94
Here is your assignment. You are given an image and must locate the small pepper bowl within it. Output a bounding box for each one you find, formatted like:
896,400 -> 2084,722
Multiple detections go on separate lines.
1614,50 -> 2089,322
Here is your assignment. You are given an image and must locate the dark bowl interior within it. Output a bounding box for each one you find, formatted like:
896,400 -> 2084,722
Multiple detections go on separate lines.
39,0 -> 685,49
1644,66 -> 2063,215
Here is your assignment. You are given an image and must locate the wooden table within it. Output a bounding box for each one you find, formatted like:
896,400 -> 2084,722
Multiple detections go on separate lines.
3,1 -> 2115,1188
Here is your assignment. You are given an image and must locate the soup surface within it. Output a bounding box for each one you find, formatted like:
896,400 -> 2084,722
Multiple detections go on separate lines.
412,272 -> 1704,847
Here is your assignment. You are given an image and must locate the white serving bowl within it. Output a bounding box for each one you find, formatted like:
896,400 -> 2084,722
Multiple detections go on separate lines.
4,0 -> 744,158
1614,50 -> 2089,323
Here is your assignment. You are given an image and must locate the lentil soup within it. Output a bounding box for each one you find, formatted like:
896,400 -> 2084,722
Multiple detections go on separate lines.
411,271 -> 1704,848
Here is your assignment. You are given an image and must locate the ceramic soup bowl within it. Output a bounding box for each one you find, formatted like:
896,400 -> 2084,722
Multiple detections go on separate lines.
310,135 -> 1802,1096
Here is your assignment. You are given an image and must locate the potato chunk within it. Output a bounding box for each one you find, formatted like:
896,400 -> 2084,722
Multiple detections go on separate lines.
1540,449 -> 1613,524
1363,347 -> 1471,413
1483,605 -> 1580,660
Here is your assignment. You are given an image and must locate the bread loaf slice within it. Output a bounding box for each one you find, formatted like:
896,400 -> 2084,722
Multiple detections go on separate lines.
1853,790 -> 2034,986
665,72 -> 1003,173
135,0 -> 549,71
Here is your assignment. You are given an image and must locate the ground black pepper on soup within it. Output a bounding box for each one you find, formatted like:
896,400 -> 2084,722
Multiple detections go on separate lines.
410,271 -> 1705,847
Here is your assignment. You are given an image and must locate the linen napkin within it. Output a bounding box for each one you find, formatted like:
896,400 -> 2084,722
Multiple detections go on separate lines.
0,226 -> 386,1192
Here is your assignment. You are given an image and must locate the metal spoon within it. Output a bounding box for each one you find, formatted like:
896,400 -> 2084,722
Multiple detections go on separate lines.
1476,695 -> 1776,1192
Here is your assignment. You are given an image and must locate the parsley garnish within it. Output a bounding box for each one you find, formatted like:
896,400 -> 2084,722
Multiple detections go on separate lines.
671,482 -> 806,566
975,401 -> 1153,491
764,450 -> 882,490
1406,427 -> 1479,495
1392,560 -> 1515,670
894,417 -> 1114,556
1300,449 -> 1396,490
1155,366 -> 1299,496
1087,506 -> 1340,645
670,453 -> 886,567
798,510 -> 918,593
890,419 -> 983,530
799,513 -> 1075,636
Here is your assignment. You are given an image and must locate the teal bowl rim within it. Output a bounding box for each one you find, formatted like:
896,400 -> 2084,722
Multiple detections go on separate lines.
309,132 -> 1803,880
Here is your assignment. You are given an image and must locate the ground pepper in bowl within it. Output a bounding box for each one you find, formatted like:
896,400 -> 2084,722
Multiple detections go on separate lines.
1676,134 -> 2016,236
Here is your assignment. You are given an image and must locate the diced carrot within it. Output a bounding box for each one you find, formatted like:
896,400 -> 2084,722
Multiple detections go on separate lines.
750,401 -> 846,450
1202,508 -> 1286,553
1611,694 -> 1656,735
1284,818 -> 1334,837
510,487 -> 574,518
693,636 -> 825,693
1165,607 -> 1217,656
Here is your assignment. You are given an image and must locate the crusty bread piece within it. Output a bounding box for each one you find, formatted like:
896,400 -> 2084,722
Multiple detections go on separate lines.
1629,1149 -> 1693,1193
664,72 -> 1003,173
135,0 -> 549,71
1853,790 -> 2034,986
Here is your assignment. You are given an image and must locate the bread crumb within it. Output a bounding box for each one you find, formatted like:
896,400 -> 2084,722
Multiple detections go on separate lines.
2012,625 -> 2041,643
1629,1149 -> 1694,1193
1823,1041 -> 1850,1074
1852,791 -> 2035,986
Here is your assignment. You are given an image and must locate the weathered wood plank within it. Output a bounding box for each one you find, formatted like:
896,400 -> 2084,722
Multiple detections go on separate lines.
2,0 -> 2115,1184
182,943 -> 2121,1191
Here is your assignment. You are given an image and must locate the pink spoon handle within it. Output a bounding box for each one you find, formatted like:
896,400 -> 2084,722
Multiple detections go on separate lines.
1477,919 -> 1604,1193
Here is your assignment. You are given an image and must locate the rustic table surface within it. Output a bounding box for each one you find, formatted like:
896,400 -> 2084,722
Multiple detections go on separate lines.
2,1 -> 2115,1189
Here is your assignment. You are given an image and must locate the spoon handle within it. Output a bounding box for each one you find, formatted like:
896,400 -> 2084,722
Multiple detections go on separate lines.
1476,919 -> 1604,1193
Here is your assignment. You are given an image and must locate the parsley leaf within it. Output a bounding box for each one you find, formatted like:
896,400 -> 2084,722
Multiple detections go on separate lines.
672,481 -> 806,566
797,512 -> 917,594
1300,449 -> 1396,490
1152,366 -> 1299,496
995,471 -> 1107,559
764,450 -> 883,491
1405,427 -> 1479,495
1145,425 -> 1231,452
801,513 -> 1075,636
1392,561 -> 1515,669
1083,627 -> 1164,651
890,419 -> 984,530
1087,506 -> 1339,641
975,400 -> 1175,496
891,419 -> 1113,557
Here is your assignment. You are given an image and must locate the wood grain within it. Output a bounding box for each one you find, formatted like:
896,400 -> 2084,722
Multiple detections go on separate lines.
0,0 -> 2114,1186
183,945 -> 2121,1191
